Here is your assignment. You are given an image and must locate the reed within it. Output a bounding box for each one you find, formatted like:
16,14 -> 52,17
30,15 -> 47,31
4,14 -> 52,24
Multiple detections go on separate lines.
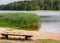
0,12 -> 40,30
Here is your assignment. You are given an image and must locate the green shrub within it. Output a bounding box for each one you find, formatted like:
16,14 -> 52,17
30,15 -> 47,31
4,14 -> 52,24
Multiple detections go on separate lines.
0,13 -> 40,30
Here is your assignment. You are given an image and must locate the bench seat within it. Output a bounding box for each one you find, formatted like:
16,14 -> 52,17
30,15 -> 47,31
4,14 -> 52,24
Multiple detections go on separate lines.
1,33 -> 32,40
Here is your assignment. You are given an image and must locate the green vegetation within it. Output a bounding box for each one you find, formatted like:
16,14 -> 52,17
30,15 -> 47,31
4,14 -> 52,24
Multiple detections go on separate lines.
0,0 -> 60,10
0,39 -> 60,43
0,13 -> 40,30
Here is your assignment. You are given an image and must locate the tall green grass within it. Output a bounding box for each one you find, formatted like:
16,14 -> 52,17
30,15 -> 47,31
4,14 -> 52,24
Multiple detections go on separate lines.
0,13 -> 40,30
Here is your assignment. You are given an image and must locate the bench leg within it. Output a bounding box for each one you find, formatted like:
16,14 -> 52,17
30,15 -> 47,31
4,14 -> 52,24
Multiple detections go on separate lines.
25,36 -> 28,40
5,35 -> 8,39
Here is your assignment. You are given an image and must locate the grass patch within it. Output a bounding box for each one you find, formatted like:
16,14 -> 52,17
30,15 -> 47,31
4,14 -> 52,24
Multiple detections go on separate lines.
0,12 -> 40,30
35,39 -> 60,43
0,39 -> 60,43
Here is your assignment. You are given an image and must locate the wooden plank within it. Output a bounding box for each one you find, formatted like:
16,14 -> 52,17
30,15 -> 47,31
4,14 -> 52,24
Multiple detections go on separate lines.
1,33 -> 32,40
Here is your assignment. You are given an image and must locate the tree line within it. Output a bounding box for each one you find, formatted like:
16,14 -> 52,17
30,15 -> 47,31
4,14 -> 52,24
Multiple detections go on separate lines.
0,0 -> 60,10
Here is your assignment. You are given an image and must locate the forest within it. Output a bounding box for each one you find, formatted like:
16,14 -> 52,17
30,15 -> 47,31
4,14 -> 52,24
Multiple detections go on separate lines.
0,0 -> 60,10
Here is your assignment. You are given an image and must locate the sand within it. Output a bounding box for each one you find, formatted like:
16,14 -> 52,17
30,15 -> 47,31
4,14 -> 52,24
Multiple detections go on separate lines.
0,27 -> 60,40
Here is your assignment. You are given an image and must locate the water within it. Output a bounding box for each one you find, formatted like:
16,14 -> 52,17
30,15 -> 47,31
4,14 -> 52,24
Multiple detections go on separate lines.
39,21 -> 60,33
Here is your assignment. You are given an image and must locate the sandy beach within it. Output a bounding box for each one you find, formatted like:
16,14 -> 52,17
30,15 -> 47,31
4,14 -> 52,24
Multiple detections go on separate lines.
0,27 -> 60,40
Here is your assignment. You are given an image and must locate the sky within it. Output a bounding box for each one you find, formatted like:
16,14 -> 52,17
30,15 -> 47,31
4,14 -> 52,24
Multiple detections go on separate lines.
0,0 -> 24,5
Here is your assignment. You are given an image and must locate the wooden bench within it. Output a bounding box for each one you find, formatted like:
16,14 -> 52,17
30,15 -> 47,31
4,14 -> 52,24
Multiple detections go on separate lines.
1,33 -> 32,40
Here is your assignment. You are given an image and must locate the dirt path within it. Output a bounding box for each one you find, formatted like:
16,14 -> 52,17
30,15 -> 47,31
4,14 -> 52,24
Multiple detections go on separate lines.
0,27 -> 60,40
